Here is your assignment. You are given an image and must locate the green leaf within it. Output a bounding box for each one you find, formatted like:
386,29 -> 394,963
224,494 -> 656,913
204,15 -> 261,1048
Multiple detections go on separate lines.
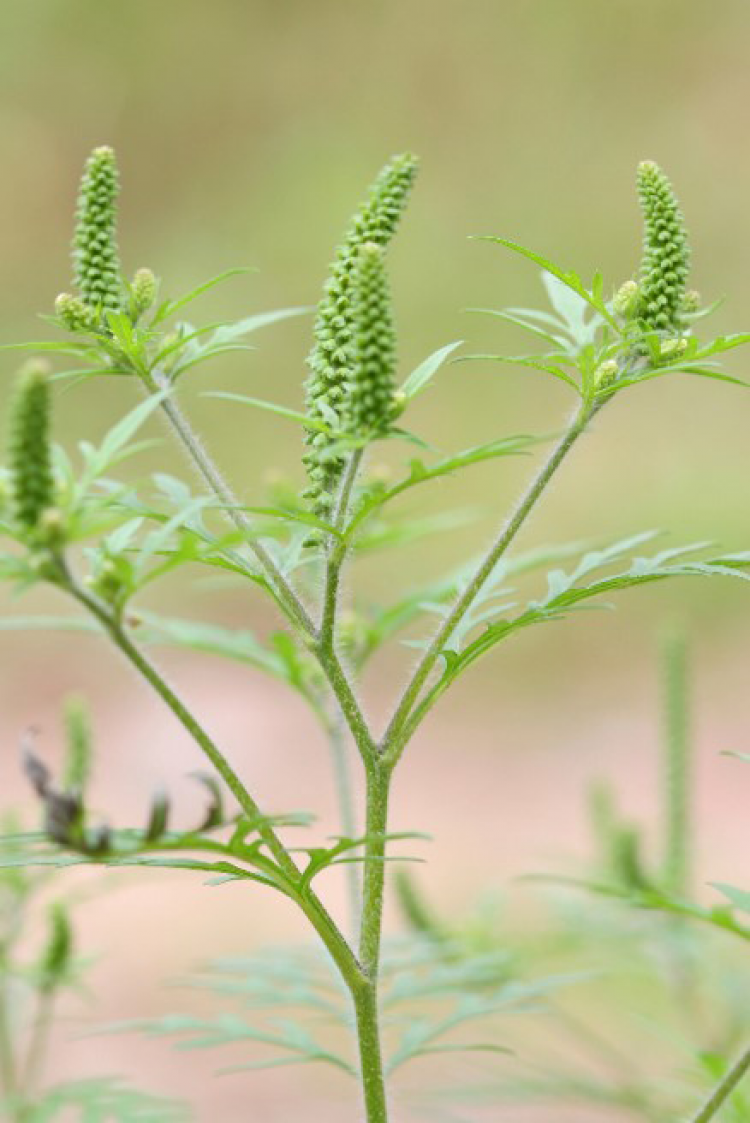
712,883 -> 750,916
456,352 -> 580,391
16,1077 -> 189,1122
465,307 -> 569,350
83,389 -> 169,480
399,341 -> 463,399
104,1012 -> 356,1077
151,267 -> 257,326
345,433 -> 542,540
405,538 -> 750,734
202,306 -> 311,347
202,392 -> 334,434
474,236 -> 619,329
0,615 -> 100,634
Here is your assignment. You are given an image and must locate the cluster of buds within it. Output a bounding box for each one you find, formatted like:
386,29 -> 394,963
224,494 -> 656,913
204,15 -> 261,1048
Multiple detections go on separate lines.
54,292 -> 100,333
346,242 -> 399,436
129,266 -> 158,320
303,153 -> 418,520
84,550 -> 134,616
8,362 -> 59,545
72,146 -> 122,315
56,148 -> 159,338
635,160 -> 691,333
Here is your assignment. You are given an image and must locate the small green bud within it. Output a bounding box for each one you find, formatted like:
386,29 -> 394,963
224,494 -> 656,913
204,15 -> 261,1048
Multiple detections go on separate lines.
54,292 -> 99,333
613,279 -> 640,320
636,161 -> 690,333
37,507 -> 67,549
8,362 -> 55,534
594,360 -> 618,389
87,553 -> 132,610
681,289 -> 701,315
28,551 -> 61,581
73,146 -> 122,313
390,389 -> 407,419
659,337 -> 688,361
130,267 -> 158,317
39,902 -> 73,991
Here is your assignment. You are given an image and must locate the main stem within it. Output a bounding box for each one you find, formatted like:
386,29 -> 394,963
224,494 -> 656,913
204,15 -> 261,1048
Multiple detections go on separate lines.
382,401 -> 594,766
353,763 -> 391,1123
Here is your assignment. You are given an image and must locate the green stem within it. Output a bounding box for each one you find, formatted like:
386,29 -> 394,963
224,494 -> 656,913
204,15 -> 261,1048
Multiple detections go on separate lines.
352,762 -> 391,1122
143,370 -> 375,768
689,1044 -> 750,1123
359,765 -> 390,976
146,369 -> 316,637
352,979 -> 389,1123
381,401 -> 594,767
316,645 -> 377,768
321,449 -> 363,647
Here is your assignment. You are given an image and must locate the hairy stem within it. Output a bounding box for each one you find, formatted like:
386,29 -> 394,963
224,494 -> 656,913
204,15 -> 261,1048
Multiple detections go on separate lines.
381,401 -> 594,767
359,765 -> 390,976
143,371 -> 375,767
689,1044 -> 750,1123
321,449 -> 363,647
352,762 -> 391,1122
352,978 -> 389,1123
146,370 -> 315,637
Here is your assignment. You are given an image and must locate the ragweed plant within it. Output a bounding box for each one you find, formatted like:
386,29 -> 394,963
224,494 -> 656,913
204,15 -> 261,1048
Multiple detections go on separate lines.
0,150 -> 749,1121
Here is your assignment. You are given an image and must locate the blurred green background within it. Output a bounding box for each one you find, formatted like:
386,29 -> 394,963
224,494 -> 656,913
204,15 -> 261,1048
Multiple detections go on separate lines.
1,2 -> 750,1118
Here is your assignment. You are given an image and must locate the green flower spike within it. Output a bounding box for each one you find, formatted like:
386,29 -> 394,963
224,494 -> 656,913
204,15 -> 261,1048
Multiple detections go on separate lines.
72,145 -> 122,314
303,153 -> 418,518
636,160 -> 690,334
8,361 -> 55,535
348,242 -> 397,437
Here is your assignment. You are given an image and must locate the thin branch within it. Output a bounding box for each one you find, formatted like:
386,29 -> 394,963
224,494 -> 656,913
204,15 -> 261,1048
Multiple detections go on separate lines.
381,401 -> 595,767
320,449 -> 363,646
63,576 -> 362,987
689,1044 -> 750,1123
144,371 -> 376,768
148,369 -> 315,638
